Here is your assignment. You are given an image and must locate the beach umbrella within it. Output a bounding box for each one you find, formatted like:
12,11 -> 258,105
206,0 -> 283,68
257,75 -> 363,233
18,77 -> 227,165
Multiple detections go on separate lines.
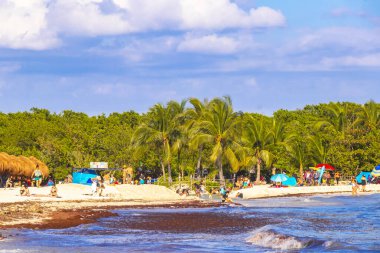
0,152 -> 11,175
270,174 -> 289,183
371,165 -> 380,177
19,156 -> 36,177
316,163 -> 335,171
9,155 -> 24,176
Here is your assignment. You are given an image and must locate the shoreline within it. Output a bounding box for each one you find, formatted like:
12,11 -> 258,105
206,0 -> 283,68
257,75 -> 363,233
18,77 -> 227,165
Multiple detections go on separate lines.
2,183 -> 380,231
230,184 -> 380,199
0,199 -> 223,230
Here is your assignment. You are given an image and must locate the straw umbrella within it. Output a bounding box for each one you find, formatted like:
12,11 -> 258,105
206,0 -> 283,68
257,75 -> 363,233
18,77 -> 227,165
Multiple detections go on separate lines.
10,155 -> 24,176
0,152 -> 10,175
19,156 -> 36,177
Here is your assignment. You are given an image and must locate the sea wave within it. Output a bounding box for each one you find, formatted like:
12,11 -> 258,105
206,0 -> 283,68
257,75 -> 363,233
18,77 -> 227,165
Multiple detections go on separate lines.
246,227 -> 320,251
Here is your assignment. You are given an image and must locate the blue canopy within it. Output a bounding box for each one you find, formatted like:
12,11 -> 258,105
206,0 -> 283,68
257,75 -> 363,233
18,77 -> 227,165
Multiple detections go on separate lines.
271,174 -> 289,182
282,177 -> 297,187
73,169 -> 97,185
356,172 -> 371,184
375,165 -> 380,171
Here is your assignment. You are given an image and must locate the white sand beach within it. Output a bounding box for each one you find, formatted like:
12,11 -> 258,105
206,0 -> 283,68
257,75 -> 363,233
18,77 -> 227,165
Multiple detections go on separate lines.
230,184 -> 380,199
0,183 -> 188,204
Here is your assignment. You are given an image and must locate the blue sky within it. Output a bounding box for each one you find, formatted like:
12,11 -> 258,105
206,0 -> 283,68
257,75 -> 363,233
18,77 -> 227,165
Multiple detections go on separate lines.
0,0 -> 379,115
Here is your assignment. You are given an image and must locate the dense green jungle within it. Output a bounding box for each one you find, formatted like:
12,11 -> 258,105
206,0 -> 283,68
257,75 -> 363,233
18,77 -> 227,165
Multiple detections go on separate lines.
0,97 -> 379,183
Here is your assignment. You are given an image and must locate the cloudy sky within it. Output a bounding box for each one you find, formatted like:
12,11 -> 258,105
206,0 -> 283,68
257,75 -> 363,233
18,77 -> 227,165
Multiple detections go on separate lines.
0,0 -> 379,115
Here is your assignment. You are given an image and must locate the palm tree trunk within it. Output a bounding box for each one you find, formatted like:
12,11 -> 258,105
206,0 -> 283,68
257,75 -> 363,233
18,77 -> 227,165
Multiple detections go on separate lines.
299,162 -> 304,178
168,163 -> 172,184
255,159 -> 261,183
159,157 -> 166,182
217,155 -> 225,185
196,145 -> 203,171
178,150 -> 184,179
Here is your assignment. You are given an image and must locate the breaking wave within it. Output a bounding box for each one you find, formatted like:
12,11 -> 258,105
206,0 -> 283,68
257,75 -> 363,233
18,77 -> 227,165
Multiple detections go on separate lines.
246,227 -> 321,251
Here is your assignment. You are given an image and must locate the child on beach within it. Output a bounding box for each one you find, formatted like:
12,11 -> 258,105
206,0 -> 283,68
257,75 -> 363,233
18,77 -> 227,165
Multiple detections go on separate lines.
20,184 -> 30,196
351,178 -> 358,196
50,185 -> 58,198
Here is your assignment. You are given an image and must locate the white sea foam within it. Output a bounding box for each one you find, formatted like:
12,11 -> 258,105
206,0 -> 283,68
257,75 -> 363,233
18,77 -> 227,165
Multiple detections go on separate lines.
323,240 -> 341,249
246,227 -> 315,250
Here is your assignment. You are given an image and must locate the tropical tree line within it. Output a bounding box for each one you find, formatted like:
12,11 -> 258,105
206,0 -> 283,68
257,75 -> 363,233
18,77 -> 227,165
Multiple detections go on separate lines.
0,98 -> 379,183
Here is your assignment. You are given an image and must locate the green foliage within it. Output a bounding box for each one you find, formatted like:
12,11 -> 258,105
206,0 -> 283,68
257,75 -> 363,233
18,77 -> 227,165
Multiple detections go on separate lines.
0,100 -> 379,182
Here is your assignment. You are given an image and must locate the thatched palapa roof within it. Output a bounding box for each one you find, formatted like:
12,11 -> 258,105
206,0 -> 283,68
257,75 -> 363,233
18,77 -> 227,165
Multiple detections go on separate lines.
0,152 -> 49,177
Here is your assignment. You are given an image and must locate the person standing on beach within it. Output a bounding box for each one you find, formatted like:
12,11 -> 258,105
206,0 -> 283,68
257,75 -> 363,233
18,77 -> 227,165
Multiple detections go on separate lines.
32,165 -> 43,187
351,178 -> 358,196
91,178 -> 98,196
361,175 -> 367,192
334,172 -> 340,185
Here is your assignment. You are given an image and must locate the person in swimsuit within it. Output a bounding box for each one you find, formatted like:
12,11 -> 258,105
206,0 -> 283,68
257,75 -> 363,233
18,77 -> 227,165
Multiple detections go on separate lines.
361,175 -> 367,192
351,178 -> 358,196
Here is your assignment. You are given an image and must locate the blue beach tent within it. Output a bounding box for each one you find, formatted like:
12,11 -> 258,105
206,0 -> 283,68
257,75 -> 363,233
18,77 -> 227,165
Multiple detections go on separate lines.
282,177 -> 297,187
73,168 -> 97,185
356,172 -> 371,184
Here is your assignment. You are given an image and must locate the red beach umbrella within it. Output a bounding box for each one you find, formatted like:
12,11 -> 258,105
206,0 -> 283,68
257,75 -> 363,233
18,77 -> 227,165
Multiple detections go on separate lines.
316,163 -> 335,171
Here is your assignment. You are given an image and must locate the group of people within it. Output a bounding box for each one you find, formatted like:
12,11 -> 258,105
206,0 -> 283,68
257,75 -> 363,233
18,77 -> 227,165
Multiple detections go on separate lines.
91,176 -> 105,196
3,166 -> 58,198
234,176 -> 252,189
18,180 -> 58,198
301,170 -> 340,186
4,166 -> 44,189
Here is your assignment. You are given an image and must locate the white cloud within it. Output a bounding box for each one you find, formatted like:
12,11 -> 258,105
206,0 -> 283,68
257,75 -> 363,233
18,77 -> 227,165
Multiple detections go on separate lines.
112,0 -> 285,30
48,0 -> 134,36
322,53 -> 380,68
178,34 -> 239,54
0,0 -> 59,50
0,0 -> 285,50
92,82 -> 138,97
0,62 -> 20,74
294,27 -> 380,53
244,77 -> 258,88
179,1 -> 285,30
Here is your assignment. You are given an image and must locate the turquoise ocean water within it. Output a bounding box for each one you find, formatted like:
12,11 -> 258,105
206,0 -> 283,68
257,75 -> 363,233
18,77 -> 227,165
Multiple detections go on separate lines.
1,193 -> 379,252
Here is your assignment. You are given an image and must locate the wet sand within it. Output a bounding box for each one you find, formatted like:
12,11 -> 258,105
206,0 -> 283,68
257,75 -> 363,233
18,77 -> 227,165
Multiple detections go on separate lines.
114,212 -> 273,234
0,200 -> 223,230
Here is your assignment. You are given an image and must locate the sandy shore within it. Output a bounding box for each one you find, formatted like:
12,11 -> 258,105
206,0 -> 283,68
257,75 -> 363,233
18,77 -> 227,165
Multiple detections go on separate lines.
230,184 -> 380,199
0,184 -> 220,229
2,183 -> 380,231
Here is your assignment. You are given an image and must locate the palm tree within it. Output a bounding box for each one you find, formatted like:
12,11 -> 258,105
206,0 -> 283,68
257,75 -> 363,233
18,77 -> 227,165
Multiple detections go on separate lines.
355,100 -> 380,131
186,98 -> 209,175
167,99 -> 188,180
243,115 -> 273,183
131,103 -> 172,182
270,118 -> 287,145
285,140 -> 308,177
309,135 -> 330,164
316,103 -> 348,138
191,96 -> 240,185
267,118 -> 288,175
